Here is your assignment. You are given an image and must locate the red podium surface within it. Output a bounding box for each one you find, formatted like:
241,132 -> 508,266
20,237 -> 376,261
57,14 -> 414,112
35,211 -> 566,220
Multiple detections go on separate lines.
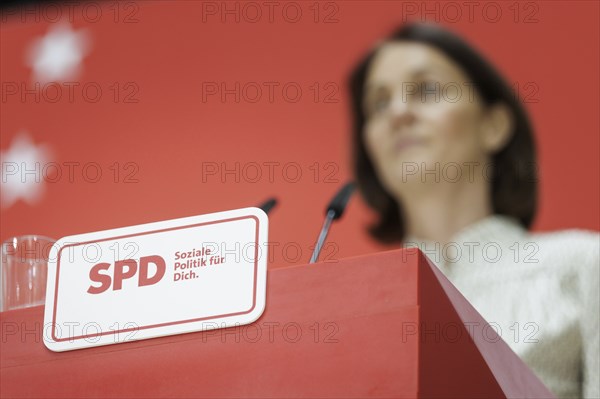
0,248 -> 553,398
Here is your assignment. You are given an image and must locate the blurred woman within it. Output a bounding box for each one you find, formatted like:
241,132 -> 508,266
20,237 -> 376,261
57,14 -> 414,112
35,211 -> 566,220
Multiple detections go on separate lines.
349,22 -> 599,398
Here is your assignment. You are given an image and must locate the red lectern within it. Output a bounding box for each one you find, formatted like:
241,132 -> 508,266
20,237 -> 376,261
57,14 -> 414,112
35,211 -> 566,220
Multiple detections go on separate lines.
0,248 -> 553,398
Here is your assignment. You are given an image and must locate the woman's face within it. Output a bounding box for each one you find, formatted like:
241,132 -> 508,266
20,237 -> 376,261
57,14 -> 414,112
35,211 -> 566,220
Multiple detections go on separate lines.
363,42 -> 495,196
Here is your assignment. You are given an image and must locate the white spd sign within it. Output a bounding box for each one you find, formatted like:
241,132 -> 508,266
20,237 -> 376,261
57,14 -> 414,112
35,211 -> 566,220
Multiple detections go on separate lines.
43,207 -> 268,352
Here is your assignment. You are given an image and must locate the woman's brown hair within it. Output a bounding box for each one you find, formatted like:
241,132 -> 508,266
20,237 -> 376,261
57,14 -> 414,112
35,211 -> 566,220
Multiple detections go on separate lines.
348,22 -> 538,243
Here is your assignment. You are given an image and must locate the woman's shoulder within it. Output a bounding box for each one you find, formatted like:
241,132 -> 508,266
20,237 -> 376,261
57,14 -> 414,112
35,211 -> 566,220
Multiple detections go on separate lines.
528,228 -> 599,295
529,226 -> 599,241
528,228 -> 599,260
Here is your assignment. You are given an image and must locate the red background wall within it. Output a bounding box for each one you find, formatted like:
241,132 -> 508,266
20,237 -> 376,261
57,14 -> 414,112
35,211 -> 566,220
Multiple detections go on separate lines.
1,1 -> 598,267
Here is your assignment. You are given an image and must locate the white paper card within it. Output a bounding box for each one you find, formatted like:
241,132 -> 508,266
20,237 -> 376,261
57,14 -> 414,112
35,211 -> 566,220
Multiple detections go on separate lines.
43,207 -> 268,351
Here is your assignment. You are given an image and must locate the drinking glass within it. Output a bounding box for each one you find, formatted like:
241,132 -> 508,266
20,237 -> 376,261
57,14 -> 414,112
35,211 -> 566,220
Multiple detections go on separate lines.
1,235 -> 56,312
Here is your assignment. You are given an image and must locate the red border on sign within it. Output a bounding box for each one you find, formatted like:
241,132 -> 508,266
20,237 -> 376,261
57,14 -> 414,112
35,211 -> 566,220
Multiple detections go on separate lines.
51,215 -> 261,342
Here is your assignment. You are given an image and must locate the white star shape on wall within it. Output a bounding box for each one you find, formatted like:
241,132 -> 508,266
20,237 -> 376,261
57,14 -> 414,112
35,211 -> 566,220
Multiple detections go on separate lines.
0,132 -> 53,209
26,22 -> 91,83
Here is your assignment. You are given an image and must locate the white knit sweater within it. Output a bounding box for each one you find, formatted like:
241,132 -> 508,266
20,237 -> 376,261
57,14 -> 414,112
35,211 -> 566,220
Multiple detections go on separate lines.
404,215 -> 600,399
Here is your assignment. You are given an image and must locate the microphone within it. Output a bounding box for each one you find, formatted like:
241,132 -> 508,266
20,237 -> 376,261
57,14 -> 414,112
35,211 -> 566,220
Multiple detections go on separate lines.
309,182 -> 355,264
257,197 -> 278,215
